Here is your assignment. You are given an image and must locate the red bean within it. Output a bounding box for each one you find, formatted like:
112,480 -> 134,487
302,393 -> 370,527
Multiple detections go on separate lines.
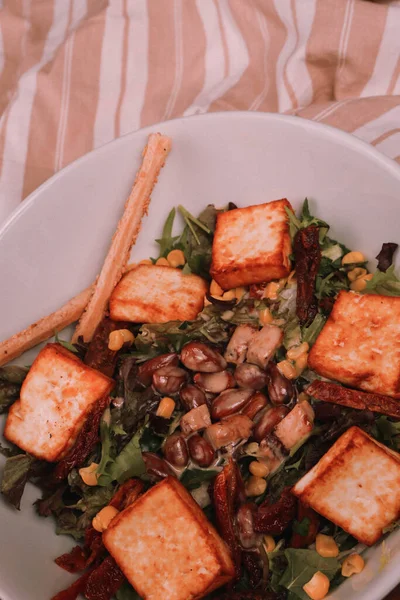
152,366 -> 187,395
266,362 -> 295,406
242,392 -> 269,420
180,342 -> 227,373
179,384 -> 207,411
234,363 -> 268,390
187,434 -> 215,467
137,353 -> 179,386
236,503 -> 261,549
211,389 -> 254,420
194,370 -> 235,394
142,452 -> 174,480
253,406 -> 289,442
162,433 -> 189,467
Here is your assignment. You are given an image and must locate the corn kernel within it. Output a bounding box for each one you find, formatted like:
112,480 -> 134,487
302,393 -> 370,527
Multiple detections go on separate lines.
295,353 -> 309,375
277,360 -> 297,380
156,397 -> 176,419
167,249 -> 185,267
79,462 -> 99,486
245,476 -> 267,497
316,534 -> 339,558
246,442 -> 259,455
287,342 -> 309,361
120,329 -> 135,345
259,307 -> 273,325
249,460 -> 269,478
108,330 -> 124,351
303,572 -> 330,600
92,506 -> 119,532
210,279 -> 224,296
347,267 -> 367,282
222,290 -> 236,301
156,257 -> 170,266
235,287 -> 246,300
350,273 -> 373,292
139,258 -> 153,265
342,251 -> 365,265
341,553 -> 365,577
264,535 -> 276,553
264,281 -> 281,300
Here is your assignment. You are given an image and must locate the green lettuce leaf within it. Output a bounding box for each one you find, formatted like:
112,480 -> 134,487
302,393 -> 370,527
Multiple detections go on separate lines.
1,453 -> 35,509
302,313 -> 326,345
155,208 -> 181,258
279,549 -> 340,599
98,424 -> 146,486
286,199 -> 329,241
116,582 -> 142,599
0,366 -> 28,414
364,265 -> 400,296
179,468 -> 219,491
180,205 -> 215,279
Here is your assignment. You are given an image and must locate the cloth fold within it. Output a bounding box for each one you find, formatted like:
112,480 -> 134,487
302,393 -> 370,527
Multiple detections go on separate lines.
0,0 -> 399,224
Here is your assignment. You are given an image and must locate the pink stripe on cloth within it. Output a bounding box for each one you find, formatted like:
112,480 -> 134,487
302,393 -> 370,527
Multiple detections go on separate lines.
0,0 -> 398,221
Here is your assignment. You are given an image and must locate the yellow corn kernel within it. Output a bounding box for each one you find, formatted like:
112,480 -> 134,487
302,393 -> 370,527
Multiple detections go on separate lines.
167,249 -> 185,267
156,257 -> 170,266
79,462 -> 99,486
342,251 -> 365,265
108,329 -> 134,351
287,342 -> 310,361
235,287 -> 246,300
92,506 -> 119,533
245,476 -> 267,497
316,534 -> 339,558
246,442 -> 259,455
264,281 -> 281,300
139,258 -> 153,265
341,553 -> 365,577
298,392 -> 310,403
210,279 -> 224,296
350,273 -> 373,292
249,460 -> 269,478
263,535 -> 276,553
277,360 -> 297,380
303,572 -> 330,600
120,329 -> 135,345
347,267 -> 367,282
223,289 -> 236,301
156,397 -> 176,419
295,353 -> 309,376
259,307 -> 273,326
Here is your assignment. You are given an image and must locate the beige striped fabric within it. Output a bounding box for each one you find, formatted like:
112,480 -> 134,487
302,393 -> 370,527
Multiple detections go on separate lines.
0,0 -> 399,224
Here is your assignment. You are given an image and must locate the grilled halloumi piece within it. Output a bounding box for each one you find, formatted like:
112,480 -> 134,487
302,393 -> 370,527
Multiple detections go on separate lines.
308,290 -> 400,398
109,264 -> 207,324
4,343 -> 113,462
292,426 -> 400,545
210,199 -> 292,290
103,477 -> 234,600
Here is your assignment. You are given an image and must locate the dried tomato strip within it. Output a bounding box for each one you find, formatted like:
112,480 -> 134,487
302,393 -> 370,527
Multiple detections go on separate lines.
253,487 -> 296,535
294,225 -> 321,325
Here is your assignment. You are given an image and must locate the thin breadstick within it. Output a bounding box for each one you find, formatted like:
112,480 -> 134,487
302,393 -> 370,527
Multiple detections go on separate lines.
72,133 -> 172,343
0,286 -> 93,367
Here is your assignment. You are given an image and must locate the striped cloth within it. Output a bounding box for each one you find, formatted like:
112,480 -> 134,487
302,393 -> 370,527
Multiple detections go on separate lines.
0,0 -> 399,225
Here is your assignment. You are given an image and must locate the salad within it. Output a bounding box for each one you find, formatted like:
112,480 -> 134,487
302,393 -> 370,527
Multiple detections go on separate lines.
1,135 -> 400,600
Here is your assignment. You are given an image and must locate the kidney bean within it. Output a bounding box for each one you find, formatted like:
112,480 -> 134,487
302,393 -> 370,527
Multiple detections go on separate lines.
162,433 -> 189,467
266,362 -> 294,406
180,342 -> 227,373
253,406 -> 289,442
194,370 -> 235,394
236,503 -> 261,549
187,434 -> 215,467
235,363 -> 268,390
242,392 -> 269,420
211,389 -> 254,420
152,366 -> 187,395
137,353 -> 179,386
179,384 -> 207,411
142,452 -> 173,480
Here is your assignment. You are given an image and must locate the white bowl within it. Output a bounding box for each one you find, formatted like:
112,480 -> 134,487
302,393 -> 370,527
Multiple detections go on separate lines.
1,112 -> 400,600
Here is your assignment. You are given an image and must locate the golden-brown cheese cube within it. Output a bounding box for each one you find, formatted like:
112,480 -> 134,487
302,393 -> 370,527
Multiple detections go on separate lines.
4,343 -> 113,462
292,426 -> 400,545
274,401 -> 314,449
103,477 -> 234,600
109,264 -> 207,323
210,199 -> 293,290
308,291 -> 400,398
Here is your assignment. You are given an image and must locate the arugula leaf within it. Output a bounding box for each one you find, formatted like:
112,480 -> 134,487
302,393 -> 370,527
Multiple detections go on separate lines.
99,426 -> 146,486
374,416 -> 400,450
116,582 -> 142,600
54,331 -> 79,354
181,205 -> 216,279
285,199 -> 329,241
302,313 -> 326,345
180,468 -> 219,491
0,441 -> 21,458
279,549 -> 340,599
96,409 -> 116,484
1,453 -> 35,509
364,265 -> 400,296
0,366 -> 28,414
293,517 -> 311,536
155,208 -> 181,258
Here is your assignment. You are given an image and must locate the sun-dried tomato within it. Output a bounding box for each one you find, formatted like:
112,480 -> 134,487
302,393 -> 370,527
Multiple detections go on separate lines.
55,545 -> 88,573
52,394 -> 111,482
84,556 -> 125,600
249,283 -> 267,299
51,570 -> 92,600
290,502 -> 320,548
242,551 -> 263,589
253,487 -> 296,535
294,225 -> 321,325
84,318 -> 129,377
109,478 -> 144,511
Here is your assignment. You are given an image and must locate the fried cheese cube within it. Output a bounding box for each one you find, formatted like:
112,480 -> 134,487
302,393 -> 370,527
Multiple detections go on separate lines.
308,291 -> 400,398
292,426 -> 400,545
210,199 -> 293,290
274,401 -> 314,450
4,343 -> 113,462
109,264 -> 207,323
103,477 -> 234,600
